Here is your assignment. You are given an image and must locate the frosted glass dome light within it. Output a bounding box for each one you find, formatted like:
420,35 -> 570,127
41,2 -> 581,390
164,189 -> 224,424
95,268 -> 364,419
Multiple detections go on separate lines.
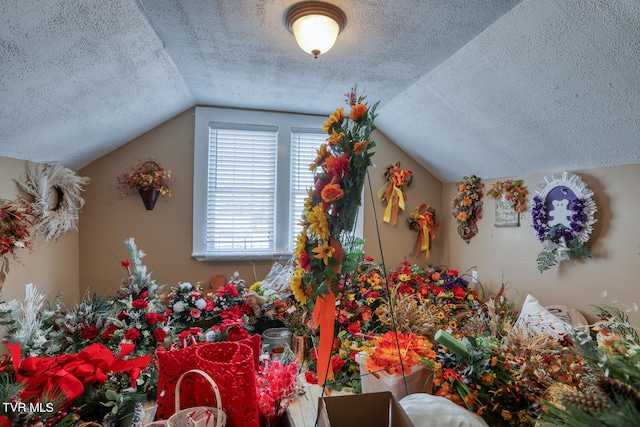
285,2 -> 346,58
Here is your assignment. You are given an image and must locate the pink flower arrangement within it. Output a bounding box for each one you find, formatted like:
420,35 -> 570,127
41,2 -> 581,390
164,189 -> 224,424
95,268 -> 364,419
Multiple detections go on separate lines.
256,361 -> 301,420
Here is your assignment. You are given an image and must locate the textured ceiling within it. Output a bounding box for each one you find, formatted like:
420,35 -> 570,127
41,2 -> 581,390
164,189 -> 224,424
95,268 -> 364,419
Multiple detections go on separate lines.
1,0 -> 638,182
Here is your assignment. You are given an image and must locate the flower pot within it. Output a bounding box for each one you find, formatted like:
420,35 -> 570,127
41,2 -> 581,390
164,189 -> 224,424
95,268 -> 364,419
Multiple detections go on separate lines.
139,188 -> 159,210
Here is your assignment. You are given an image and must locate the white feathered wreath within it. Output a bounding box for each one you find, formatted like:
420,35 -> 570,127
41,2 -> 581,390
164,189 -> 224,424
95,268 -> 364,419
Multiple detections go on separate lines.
15,163 -> 91,243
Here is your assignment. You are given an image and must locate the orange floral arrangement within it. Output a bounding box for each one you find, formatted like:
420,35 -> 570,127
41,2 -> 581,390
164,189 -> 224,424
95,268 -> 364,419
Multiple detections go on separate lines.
117,157 -> 175,197
452,175 -> 484,243
486,179 -> 528,213
364,330 -> 436,375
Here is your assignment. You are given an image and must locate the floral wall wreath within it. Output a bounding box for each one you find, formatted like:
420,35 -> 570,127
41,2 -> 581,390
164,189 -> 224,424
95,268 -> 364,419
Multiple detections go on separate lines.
407,203 -> 439,260
452,175 -> 484,243
15,163 -> 90,243
531,171 -> 597,272
377,162 -> 413,225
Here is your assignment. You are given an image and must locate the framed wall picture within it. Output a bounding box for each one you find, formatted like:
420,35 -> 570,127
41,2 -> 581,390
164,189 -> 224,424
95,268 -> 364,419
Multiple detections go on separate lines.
494,194 -> 520,227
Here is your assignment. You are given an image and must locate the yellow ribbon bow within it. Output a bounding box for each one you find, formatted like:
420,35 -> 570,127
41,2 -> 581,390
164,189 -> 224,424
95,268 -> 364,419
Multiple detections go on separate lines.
408,204 -> 439,260
377,163 -> 413,225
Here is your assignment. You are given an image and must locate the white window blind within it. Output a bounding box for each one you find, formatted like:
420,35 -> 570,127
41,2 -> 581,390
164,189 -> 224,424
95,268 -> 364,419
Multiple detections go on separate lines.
193,107 -> 326,260
207,123 -> 277,255
290,129 -> 326,243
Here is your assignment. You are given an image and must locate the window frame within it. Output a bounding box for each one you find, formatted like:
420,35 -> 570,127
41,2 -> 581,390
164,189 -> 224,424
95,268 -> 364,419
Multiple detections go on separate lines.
192,106 -> 326,261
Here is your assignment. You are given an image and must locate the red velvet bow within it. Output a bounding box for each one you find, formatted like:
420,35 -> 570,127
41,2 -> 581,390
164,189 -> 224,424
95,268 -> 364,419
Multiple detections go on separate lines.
6,342 -> 151,405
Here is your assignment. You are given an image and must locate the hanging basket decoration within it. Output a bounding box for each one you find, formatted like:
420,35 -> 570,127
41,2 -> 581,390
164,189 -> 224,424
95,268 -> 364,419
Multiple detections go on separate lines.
15,163 -> 90,243
452,175 -> 484,243
377,162 -> 413,225
117,157 -> 175,211
407,204 -> 439,260
139,188 -> 159,211
531,171 -> 597,272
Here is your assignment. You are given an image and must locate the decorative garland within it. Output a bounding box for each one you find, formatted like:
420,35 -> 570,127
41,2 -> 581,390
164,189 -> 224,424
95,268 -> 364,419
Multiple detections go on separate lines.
0,199 -> 34,287
377,162 -> 413,225
531,172 -> 597,272
486,179 -> 528,213
451,175 -> 484,243
407,204 -> 439,260
15,163 -> 91,243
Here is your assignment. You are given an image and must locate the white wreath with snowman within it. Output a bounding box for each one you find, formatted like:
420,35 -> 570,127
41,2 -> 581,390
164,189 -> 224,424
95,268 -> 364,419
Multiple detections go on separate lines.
530,171 -> 597,272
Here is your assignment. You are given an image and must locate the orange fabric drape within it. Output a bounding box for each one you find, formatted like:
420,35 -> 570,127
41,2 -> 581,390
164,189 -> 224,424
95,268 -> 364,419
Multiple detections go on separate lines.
312,238 -> 343,392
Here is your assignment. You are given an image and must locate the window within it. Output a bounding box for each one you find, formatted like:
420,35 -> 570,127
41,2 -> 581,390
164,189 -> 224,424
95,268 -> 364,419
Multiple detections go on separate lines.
290,129 -> 327,243
193,107 -> 326,260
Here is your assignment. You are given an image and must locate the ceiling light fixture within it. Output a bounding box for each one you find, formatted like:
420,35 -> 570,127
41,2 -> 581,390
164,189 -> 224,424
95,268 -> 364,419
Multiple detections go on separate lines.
285,1 -> 346,58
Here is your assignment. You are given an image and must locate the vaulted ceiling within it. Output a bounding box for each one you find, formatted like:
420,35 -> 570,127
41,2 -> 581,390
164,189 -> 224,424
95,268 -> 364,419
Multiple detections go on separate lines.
1,0 -> 638,182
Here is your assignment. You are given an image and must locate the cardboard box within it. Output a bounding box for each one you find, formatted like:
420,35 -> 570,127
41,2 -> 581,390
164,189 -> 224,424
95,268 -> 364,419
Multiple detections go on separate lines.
316,392 -> 414,427
356,352 -> 433,400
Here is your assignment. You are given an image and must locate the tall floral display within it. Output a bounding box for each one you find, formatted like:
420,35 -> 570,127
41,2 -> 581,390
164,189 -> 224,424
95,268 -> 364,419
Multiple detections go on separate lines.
290,87 -> 378,386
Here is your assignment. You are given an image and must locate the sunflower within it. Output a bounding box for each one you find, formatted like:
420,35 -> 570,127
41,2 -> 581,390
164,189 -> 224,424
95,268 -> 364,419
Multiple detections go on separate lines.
309,143 -> 329,172
306,205 -> 329,240
293,229 -> 307,260
290,268 -> 307,305
322,107 -> 344,133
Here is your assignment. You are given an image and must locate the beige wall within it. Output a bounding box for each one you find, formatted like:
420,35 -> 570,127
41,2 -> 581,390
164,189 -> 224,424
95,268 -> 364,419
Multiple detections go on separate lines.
0,156 -> 79,307
363,131 -> 444,269
442,165 -> 640,327
79,109 -> 279,296
78,109 -> 444,296
77,106 -> 639,328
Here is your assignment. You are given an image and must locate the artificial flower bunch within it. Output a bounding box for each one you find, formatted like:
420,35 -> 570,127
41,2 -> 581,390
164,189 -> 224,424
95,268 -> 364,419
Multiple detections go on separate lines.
486,179 -> 529,213
373,262 -> 480,340
363,330 -> 436,376
256,360 -> 302,421
291,87 -> 379,306
429,333 -> 535,426
0,198 -> 34,261
117,157 -> 175,197
539,305 -> 640,427
103,238 -> 169,357
452,174 -> 484,243
304,333 -> 366,392
338,258 -> 388,335
165,281 -> 216,325
43,291 -> 115,355
211,272 -> 254,331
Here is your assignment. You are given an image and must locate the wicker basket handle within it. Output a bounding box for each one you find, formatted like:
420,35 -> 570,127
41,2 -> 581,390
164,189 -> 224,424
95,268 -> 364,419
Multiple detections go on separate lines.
175,369 -> 224,427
